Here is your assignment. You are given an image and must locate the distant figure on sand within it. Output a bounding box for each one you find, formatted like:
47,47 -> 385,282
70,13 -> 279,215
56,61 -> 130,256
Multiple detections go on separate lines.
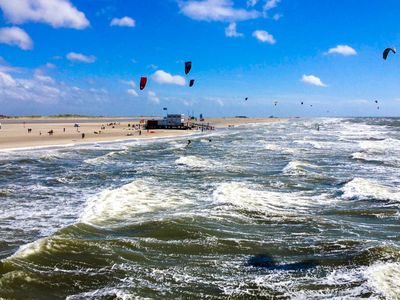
82,133 -> 85,139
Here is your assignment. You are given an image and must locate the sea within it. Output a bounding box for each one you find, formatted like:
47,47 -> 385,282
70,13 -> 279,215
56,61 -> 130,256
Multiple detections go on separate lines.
0,118 -> 399,299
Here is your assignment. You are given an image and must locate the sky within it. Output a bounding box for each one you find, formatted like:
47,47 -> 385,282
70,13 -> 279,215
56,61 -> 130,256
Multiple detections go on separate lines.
1,0 -> 400,117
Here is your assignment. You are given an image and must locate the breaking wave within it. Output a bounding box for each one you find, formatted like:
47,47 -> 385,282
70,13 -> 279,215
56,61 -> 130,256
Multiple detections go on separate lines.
342,178 -> 400,202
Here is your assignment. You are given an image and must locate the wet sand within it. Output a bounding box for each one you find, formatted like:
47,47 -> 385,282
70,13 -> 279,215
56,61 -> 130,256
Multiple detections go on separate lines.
0,117 -> 283,150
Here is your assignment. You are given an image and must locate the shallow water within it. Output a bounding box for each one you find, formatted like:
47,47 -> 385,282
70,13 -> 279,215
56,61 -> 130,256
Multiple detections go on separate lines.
0,118 -> 400,299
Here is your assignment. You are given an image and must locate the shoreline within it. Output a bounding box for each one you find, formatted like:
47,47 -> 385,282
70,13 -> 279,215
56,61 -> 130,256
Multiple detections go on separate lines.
0,117 -> 284,151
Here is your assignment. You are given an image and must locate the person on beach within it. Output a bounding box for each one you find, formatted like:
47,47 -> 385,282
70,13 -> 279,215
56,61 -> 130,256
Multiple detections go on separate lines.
82,133 -> 85,139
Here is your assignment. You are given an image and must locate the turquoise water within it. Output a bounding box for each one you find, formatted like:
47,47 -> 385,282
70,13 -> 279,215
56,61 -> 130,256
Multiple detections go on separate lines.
0,118 -> 399,299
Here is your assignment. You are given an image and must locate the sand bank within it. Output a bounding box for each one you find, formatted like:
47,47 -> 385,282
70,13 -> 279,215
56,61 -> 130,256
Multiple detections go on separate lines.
0,117 -> 283,150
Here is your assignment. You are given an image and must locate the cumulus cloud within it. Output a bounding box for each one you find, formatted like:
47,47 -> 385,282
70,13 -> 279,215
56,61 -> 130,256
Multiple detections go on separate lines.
0,57 -> 24,73
252,30 -> 276,44
225,22 -> 243,37
0,71 -> 17,87
122,80 -> 136,88
0,70 -> 61,103
34,72 -> 55,84
179,0 -> 260,22
0,0 -> 89,29
247,0 -> 259,6
127,89 -> 138,97
151,70 -> 186,86
326,45 -> 357,56
110,16 -> 136,27
0,64 -> 113,107
0,27 -> 33,50
263,0 -> 280,11
123,80 -> 138,96
66,52 -> 96,63
301,74 -> 327,87
148,91 -> 160,104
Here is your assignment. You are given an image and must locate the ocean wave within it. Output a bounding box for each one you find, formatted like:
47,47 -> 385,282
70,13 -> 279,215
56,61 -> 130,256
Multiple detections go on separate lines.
282,160 -> 317,176
84,151 -> 118,165
359,138 -> 400,153
66,287 -> 135,300
80,179 -> 191,226
342,178 -> 400,202
175,155 -> 220,169
213,182 -> 330,216
351,152 -> 381,163
366,262 -> 400,299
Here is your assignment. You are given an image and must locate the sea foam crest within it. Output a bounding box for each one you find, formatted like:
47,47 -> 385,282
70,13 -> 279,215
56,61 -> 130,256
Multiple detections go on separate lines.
175,155 -> 220,169
80,179 -> 190,226
213,182 -> 329,216
366,262 -> 400,299
283,160 -> 316,176
342,178 -> 400,202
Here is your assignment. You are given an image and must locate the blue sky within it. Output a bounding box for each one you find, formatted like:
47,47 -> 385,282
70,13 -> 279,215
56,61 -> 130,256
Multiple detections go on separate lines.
1,0 -> 400,117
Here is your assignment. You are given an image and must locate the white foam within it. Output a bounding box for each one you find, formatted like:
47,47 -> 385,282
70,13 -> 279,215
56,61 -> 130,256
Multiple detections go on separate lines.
366,262 -> 400,299
359,138 -> 400,153
80,179 -> 190,226
283,160 -> 316,176
175,155 -> 220,169
351,152 -> 380,162
342,178 -> 400,202
84,151 -> 117,165
9,238 -> 49,259
213,182 -> 330,216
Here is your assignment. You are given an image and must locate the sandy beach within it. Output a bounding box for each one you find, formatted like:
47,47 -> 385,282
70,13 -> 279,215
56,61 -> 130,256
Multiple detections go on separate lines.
0,117 -> 283,150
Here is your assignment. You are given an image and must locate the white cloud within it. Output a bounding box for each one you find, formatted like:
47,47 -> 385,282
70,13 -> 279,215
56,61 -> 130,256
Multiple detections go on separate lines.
0,0 -> 89,29
225,22 -> 243,37
301,74 -> 327,87
247,0 -> 259,7
0,70 -> 61,103
179,0 -> 260,22
127,89 -> 138,97
215,98 -> 224,106
151,70 -> 186,86
66,52 -> 96,63
110,16 -> 136,27
45,63 -> 56,69
0,71 -> 17,87
34,73 -> 55,84
0,27 -> 33,50
252,30 -> 276,44
272,13 -> 282,20
122,80 -> 136,88
148,91 -> 160,104
263,0 -> 280,11
0,57 -> 24,73
0,65 -> 113,106
326,45 -> 357,56
147,64 -> 158,70
123,80 -> 138,97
